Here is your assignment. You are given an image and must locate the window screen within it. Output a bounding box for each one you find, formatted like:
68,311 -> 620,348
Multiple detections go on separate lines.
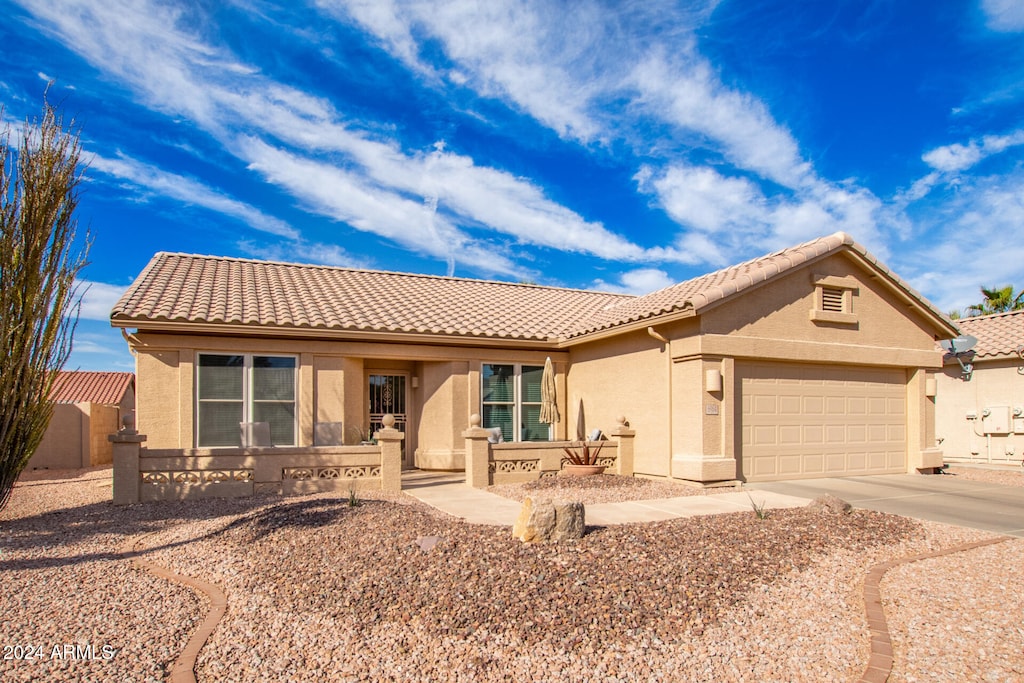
197,353 -> 296,447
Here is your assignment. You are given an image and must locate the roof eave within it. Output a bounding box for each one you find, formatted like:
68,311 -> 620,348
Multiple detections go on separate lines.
559,307 -> 698,347
112,318 -> 564,350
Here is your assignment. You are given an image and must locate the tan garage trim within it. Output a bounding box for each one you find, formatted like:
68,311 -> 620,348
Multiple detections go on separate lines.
739,362 -> 907,482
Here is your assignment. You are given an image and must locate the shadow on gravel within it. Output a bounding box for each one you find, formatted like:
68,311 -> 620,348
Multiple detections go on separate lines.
0,489 -> 392,572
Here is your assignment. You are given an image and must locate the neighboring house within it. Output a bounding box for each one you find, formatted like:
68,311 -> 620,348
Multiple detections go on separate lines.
29,371 -> 136,469
110,231 -> 956,484
935,310 -> 1024,466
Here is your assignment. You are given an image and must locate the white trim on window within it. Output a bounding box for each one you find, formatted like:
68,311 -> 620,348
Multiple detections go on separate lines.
196,352 -> 298,447
481,363 -> 551,442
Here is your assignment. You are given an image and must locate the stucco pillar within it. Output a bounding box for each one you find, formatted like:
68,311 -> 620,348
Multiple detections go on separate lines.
374,414 -> 404,493
610,416 -> 635,476
462,413 -> 492,489
110,421 -> 146,505
670,356 -> 738,483
907,369 -> 943,472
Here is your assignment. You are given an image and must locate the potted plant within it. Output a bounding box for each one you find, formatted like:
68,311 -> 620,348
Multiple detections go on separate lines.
562,440 -> 606,476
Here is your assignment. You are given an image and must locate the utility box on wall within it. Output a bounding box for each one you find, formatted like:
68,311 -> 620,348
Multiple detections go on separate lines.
982,406 -> 1012,435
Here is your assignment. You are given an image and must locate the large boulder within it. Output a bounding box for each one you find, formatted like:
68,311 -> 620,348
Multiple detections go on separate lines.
512,497 -> 585,542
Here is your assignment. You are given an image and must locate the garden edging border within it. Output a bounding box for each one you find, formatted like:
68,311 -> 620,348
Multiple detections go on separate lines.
857,536 -> 1012,682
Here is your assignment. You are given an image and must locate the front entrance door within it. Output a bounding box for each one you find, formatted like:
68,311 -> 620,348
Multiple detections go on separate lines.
368,374 -> 409,463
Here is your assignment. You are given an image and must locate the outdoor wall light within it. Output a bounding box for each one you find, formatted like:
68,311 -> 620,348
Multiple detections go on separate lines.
706,369 -> 722,393
925,377 -> 936,398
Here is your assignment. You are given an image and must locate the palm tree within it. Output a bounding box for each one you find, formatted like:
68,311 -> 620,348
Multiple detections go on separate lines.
964,285 -> 1024,317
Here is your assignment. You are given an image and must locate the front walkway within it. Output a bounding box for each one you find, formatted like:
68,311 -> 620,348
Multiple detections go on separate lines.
401,470 -> 810,525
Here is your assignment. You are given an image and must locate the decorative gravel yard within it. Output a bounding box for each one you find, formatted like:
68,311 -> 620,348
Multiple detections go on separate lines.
1,467 -> 1021,682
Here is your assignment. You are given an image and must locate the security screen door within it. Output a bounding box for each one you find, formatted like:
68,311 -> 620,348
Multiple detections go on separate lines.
368,374 -> 408,461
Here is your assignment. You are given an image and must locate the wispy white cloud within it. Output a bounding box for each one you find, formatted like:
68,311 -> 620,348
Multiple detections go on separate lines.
922,130 -> 1024,173
322,0 -> 876,269
629,50 -> 813,189
327,0 -> 813,189
239,137 -> 525,278
896,168 -> 1024,313
592,267 -> 676,295
236,239 -> 367,269
89,152 -> 299,238
75,280 -> 127,320
982,0 -> 1024,32
16,0 -> 665,273
636,161 -> 886,264
895,129 -> 1024,205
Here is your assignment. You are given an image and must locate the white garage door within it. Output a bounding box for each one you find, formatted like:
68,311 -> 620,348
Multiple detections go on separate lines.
739,363 -> 907,482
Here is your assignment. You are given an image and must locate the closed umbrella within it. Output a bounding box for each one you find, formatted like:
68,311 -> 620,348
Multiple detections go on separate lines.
539,357 -> 559,424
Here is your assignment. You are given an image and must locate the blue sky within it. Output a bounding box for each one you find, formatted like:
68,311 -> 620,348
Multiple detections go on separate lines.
2,0 -> 1023,372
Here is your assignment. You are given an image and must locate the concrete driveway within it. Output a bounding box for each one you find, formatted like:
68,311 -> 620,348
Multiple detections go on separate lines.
749,473 -> 1024,537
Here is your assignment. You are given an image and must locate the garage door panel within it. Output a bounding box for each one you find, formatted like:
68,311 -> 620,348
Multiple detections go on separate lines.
740,362 -> 907,482
777,455 -> 803,475
825,425 -> 846,444
847,424 -> 866,443
803,397 -> 824,414
803,425 -> 823,444
778,425 -> 802,445
779,396 -> 801,414
868,398 -> 888,414
826,453 -> 847,471
752,395 -> 777,414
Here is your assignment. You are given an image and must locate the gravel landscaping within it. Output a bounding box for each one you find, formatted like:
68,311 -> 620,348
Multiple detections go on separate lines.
2,466 -> 1022,682
945,464 -> 1024,487
489,473 -> 737,505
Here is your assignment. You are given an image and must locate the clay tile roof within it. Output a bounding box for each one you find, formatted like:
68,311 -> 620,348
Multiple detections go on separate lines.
111,253 -> 633,342
50,371 -> 134,405
567,231 -> 953,338
112,233 -> 954,344
950,310 -> 1024,359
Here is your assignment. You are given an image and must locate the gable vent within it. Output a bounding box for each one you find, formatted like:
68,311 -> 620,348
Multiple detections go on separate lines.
821,287 -> 845,312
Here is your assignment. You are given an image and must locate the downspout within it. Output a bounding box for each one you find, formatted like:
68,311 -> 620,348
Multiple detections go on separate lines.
120,328 -> 141,356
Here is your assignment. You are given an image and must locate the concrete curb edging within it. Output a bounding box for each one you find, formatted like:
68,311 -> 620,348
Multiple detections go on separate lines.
857,536 -> 1012,682
122,531 -> 228,683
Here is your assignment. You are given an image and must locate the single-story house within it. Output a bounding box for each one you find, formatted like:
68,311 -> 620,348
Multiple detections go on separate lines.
29,370 -> 136,469
935,310 -> 1024,466
110,231 -> 956,484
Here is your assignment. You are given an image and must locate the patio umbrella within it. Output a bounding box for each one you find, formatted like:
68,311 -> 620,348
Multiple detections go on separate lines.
539,357 -> 559,424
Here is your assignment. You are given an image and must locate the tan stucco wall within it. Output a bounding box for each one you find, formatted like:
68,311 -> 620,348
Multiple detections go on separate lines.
29,403 -> 86,469
566,326 -> 676,477
417,360 -> 469,469
129,332 -> 566,469
29,402 -> 120,469
695,253 -> 944,364
565,253 -> 945,482
935,359 -> 1024,464
125,252 -> 947,480
136,349 -> 183,448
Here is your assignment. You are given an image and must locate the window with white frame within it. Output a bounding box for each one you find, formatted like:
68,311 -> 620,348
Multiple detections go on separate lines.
197,354 -> 297,447
481,363 -> 550,442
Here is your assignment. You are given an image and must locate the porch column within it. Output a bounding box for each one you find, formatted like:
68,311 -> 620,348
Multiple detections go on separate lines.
463,413 -> 492,489
610,416 -> 635,477
110,418 -> 146,505
375,414 -> 404,493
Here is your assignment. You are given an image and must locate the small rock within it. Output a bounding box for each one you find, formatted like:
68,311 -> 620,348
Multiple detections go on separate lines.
415,536 -> 442,552
808,494 -> 852,515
